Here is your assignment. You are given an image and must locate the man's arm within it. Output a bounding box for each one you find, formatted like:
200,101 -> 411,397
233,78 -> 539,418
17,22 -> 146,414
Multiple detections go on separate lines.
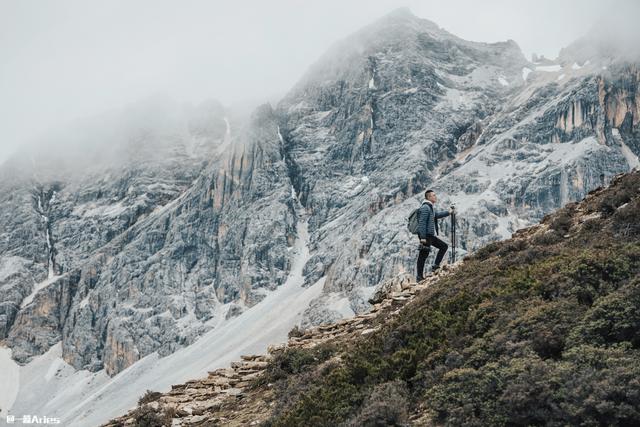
435,209 -> 450,219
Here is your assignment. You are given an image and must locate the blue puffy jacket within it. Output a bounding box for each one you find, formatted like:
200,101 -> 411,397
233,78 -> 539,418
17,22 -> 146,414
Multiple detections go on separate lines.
417,201 -> 450,239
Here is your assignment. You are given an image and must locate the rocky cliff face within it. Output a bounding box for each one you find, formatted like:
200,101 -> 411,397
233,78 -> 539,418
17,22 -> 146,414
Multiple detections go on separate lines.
0,98 -> 300,376
273,9 -> 640,325
1,7 -> 639,392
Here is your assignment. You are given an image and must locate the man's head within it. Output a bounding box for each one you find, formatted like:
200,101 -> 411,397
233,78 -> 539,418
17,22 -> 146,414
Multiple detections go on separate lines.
425,189 -> 437,203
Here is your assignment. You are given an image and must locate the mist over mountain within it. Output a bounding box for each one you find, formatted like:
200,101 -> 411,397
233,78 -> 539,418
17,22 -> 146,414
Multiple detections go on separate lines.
1,7 -> 639,426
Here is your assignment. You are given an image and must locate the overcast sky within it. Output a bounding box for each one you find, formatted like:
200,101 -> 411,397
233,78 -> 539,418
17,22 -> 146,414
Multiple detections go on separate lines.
0,0 -> 635,164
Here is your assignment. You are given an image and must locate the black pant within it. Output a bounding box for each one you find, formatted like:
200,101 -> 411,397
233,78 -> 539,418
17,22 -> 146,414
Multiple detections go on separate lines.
416,235 -> 448,279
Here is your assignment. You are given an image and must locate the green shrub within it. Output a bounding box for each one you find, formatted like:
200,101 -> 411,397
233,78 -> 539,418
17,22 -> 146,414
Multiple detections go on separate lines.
548,205 -> 575,234
347,381 -> 410,426
138,390 -> 162,405
508,300 -> 581,359
557,345 -> 640,425
262,343 -> 338,383
567,279 -> 640,348
611,197 -> 640,237
288,325 -> 305,338
130,404 -> 175,427
426,364 -> 506,426
469,241 -> 503,261
270,365 -> 366,427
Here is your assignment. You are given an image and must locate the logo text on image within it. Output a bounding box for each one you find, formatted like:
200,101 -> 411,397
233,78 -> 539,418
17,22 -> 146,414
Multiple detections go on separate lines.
5,414 -> 62,424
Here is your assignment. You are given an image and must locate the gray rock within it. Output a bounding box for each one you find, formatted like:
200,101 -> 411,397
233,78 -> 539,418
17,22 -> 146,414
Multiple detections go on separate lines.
1,9 -> 639,377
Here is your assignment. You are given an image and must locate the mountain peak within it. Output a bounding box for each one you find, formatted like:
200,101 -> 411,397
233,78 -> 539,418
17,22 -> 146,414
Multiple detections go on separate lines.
381,7 -> 416,20
372,6 -> 440,34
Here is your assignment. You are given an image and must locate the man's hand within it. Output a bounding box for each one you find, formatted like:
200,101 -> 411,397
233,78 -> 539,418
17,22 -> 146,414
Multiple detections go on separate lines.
420,239 -> 428,244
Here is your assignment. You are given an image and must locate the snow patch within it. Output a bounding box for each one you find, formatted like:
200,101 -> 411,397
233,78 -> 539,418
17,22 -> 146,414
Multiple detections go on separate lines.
450,137 -> 604,214
440,85 -> 474,110
73,201 -> 129,218
498,75 -> 509,86
545,137 -> 601,165
311,110 -> 332,121
619,140 -> 640,170
277,126 -> 284,144
368,77 -> 376,89
449,189 -> 502,213
494,213 -> 530,240
536,64 -> 562,72
557,74 -> 565,81
79,294 -> 90,308
340,175 -> 369,198
288,100 -> 309,113
326,292 -> 355,317
44,357 -> 66,383
465,65 -> 500,86
0,346 -> 20,419
359,285 -> 377,303
495,215 -> 513,240
522,67 -> 533,81
20,275 -> 64,308
8,343 -> 104,427
0,256 -> 29,282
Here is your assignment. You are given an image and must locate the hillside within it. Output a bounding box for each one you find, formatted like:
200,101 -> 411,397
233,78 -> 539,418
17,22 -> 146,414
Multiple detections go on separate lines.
106,171 -> 640,425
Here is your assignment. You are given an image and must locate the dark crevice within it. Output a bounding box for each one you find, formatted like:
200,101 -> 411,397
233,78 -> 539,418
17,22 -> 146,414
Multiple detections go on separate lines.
278,124 -> 307,208
30,182 -> 63,276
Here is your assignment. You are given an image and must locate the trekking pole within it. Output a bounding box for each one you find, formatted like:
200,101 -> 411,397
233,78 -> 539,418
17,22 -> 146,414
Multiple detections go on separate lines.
450,206 -> 456,263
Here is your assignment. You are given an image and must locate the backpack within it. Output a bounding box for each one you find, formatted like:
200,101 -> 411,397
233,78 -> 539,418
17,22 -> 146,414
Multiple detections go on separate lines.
407,207 -> 420,234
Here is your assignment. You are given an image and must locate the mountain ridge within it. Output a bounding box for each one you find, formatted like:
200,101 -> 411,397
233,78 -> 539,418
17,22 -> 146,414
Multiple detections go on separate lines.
1,8 -> 639,425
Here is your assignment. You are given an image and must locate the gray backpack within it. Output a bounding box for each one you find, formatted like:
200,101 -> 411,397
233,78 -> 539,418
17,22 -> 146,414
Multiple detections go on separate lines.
407,208 -> 420,234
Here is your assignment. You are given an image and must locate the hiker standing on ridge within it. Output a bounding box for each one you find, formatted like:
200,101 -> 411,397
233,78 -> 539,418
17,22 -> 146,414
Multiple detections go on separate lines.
416,189 -> 452,281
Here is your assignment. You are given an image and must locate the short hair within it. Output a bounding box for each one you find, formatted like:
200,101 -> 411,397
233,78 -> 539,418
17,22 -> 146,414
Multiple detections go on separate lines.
425,189 -> 435,199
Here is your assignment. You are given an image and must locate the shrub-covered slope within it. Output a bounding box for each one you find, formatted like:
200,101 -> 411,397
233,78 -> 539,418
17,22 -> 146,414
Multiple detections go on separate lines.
261,171 -> 640,426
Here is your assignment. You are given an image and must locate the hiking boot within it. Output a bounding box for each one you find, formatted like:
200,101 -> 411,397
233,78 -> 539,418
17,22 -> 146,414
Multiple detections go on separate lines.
416,276 -> 425,283
431,265 -> 440,274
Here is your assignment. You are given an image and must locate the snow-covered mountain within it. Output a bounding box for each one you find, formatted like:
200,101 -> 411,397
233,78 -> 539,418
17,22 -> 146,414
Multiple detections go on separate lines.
1,8 -> 638,426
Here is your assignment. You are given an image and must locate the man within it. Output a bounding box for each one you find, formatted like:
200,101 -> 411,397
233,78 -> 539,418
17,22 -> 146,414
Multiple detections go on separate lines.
416,189 -> 452,281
